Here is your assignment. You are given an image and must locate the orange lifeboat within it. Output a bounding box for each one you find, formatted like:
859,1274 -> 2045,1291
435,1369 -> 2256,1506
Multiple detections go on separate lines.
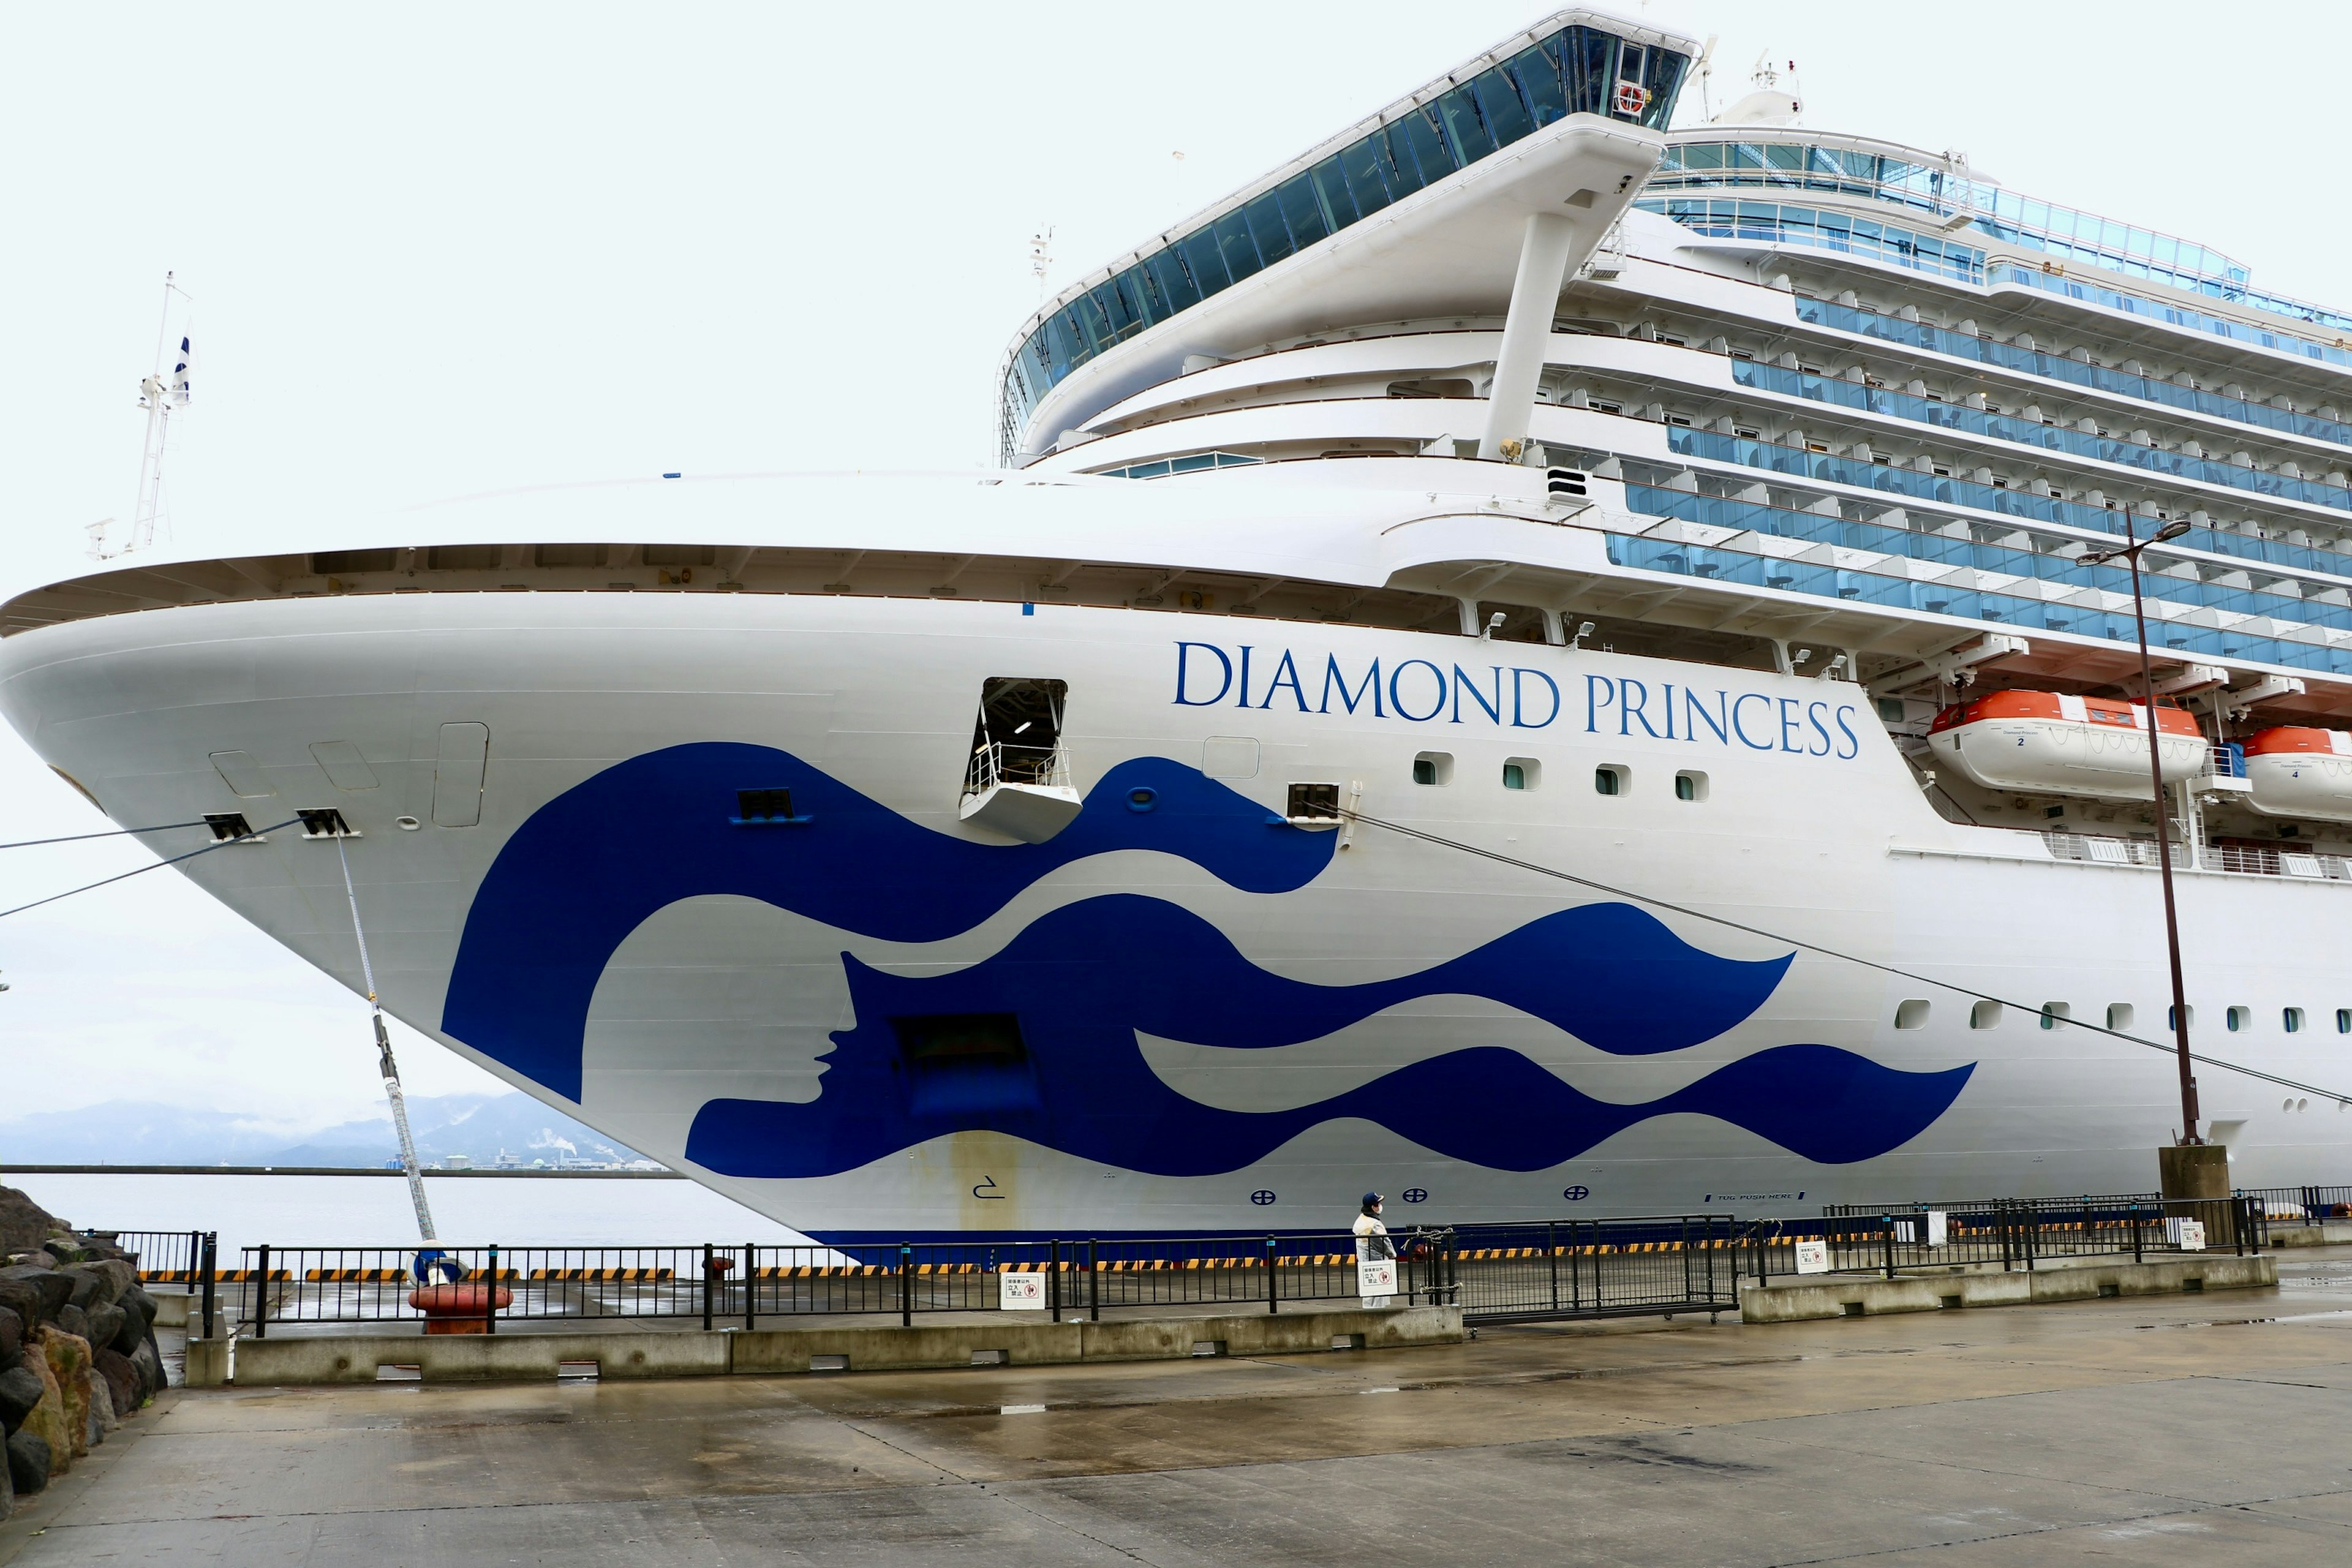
1926,690 -> 2204,799
2242,726 -> 2352,823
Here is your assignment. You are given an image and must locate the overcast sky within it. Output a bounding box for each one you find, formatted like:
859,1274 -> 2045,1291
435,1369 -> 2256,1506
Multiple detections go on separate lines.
2,1 -> 2346,1133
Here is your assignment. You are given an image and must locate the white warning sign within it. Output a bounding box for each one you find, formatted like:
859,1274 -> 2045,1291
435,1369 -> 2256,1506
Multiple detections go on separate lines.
1000,1270 -> 1048,1310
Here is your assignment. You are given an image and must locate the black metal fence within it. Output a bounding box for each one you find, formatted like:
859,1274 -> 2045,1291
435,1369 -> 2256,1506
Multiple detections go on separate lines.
101,1184 -> 2335,1344
1770,1194 -> 2263,1280
2239,1185 -> 2352,1224
223,1217 -> 1741,1335
80,1228 -> 205,1280
1430,1215 -> 1742,1323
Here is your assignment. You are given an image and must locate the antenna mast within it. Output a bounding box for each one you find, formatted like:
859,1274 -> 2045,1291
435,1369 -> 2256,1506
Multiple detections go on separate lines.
97,272 -> 194,560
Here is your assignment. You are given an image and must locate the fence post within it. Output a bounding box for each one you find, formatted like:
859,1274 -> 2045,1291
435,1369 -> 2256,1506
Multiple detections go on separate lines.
1089,1238 -> 1100,1323
198,1233 -> 217,1341
2131,1203 -> 2143,1264
1683,1217 -> 1695,1302
186,1229 -> 200,1291
744,1243 -> 756,1331
1049,1238 -> 1061,1324
1999,1202 -> 2014,1273
900,1243 -> 913,1328
1548,1220 -> 1559,1314
253,1243 -> 269,1338
701,1243 -> 714,1332
1266,1235 -> 1279,1316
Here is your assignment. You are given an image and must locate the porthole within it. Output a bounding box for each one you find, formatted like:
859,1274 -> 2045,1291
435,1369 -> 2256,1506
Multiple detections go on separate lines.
1126,787 -> 1158,813
2285,1007 -> 2305,1034
1970,1000 -> 2003,1030
1594,764 -> 1627,796
2169,1004 -> 2195,1031
1894,999 -> 1931,1030
2226,1005 -> 2250,1033
2339,1008 -> 2351,1035
1413,752 -> 1453,786
1674,771 -> 1708,802
2040,1003 -> 2071,1031
2107,1003 -> 2134,1031
1502,756 -> 1540,791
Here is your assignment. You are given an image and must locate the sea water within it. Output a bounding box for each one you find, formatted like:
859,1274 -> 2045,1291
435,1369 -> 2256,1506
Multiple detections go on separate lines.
7,1172 -> 813,1263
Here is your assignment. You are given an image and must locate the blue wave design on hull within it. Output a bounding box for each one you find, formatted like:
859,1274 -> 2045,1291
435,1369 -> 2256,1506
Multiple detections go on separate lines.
442,744 -> 1336,1098
683,895 -> 1972,1178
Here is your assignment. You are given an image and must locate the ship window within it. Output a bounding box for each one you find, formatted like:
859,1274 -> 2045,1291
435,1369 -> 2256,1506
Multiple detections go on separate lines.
2226,1005 -> 2250,1033
2169,1005 -> 2195,1031
2285,1007 -> 2305,1033
1502,758 -> 1539,790
1594,764 -> 1626,796
1286,783 -> 1340,821
1969,1000 -> 2003,1030
1412,752 -> 1453,786
1895,1000 -> 1930,1030
2040,1003 -> 2071,1030
1673,771 -> 1707,802
2339,1008 -> 2351,1034
1877,698 -> 1905,722
2108,1003 -> 2135,1031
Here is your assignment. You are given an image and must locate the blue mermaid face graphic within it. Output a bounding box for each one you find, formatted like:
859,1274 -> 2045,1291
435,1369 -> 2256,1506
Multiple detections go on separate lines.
440,742 -> 1972,1177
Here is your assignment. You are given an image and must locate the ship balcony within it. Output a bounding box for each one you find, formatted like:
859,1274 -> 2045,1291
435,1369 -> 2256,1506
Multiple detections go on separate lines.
960,740 -> 1081,843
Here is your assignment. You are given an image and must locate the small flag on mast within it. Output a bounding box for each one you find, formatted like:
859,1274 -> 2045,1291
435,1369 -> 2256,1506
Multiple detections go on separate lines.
168,335 -> 192,406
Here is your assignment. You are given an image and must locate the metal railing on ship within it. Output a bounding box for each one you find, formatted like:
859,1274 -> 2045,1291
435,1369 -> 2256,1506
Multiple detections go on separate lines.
961,741 -> 1071,799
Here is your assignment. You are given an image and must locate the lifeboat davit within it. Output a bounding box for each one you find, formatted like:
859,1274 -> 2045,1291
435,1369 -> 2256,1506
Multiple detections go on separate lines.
1927,690 -> 2204,799
2242,726 -> 2352,822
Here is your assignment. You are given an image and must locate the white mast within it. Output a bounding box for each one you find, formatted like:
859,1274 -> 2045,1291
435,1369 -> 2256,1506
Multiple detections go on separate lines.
94,272 -> 193,560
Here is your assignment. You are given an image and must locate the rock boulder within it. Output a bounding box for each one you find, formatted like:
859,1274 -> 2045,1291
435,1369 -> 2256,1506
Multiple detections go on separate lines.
0,1269 -> 70,1327
0,1188 -> 66,1257
4,1429 -> 50,1496
92,1348 -> 141,1422
0,1365 -> 42,1434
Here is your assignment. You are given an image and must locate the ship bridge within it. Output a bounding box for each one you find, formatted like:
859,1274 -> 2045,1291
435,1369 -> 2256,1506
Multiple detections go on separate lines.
998,8 -> 1698,466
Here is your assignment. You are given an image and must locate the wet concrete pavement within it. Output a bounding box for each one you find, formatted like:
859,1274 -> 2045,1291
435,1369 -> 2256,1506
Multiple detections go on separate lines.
7,1248 -> 2351,1566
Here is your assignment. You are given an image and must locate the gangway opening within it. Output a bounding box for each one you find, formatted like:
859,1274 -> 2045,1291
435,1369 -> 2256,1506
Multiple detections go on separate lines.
960,677 -> 1080,842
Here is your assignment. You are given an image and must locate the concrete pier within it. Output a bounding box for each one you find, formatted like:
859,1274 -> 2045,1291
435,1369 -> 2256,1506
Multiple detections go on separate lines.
7,1246 -> 2351,1566
194,1303 -> 1461,1387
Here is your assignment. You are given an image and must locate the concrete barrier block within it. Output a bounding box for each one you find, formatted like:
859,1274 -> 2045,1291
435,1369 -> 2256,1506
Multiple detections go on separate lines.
183,1336 -> 229,1389
1740,1254 -> 2277,1323
229,1330 -> 731,1386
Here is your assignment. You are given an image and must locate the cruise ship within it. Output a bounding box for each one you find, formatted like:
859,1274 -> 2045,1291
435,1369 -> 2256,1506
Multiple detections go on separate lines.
6,9 -> 2351,1243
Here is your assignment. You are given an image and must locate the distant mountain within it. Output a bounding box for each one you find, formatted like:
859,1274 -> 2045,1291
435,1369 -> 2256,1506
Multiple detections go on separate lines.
0,1092 -> 652,1169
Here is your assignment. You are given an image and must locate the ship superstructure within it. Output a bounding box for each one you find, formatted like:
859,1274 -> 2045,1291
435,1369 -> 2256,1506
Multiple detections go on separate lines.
6,10 -> 2351,1242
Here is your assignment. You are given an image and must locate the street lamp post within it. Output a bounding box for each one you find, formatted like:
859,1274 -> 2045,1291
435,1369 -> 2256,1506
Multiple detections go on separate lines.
2080,515 -> 2230,1209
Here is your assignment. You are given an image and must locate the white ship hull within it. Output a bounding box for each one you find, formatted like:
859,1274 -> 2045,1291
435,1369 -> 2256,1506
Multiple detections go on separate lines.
4,584 -> 2344,1242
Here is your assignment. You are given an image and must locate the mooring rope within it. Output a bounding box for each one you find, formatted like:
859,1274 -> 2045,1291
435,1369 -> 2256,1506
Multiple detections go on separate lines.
334,834 -> 438,1244
1340,806 -> 2352,1108
0,818 -> 301,921
0,820 -> 214,851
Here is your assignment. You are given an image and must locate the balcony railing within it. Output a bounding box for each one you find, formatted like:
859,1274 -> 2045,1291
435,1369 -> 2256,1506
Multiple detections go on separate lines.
963,740 -> 1072,800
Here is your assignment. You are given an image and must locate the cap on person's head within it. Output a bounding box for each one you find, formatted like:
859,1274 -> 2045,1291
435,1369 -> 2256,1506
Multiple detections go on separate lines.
1363,1192 -> 1383,1207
